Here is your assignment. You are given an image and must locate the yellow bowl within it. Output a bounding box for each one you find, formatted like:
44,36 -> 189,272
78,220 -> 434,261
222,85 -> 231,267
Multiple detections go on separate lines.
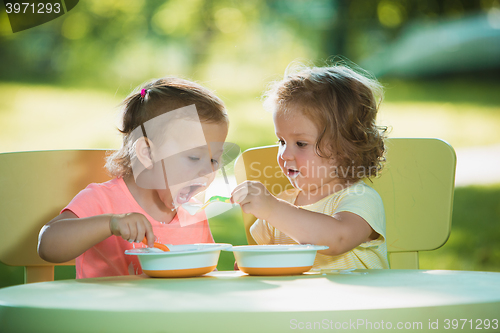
125,243 -> 231,278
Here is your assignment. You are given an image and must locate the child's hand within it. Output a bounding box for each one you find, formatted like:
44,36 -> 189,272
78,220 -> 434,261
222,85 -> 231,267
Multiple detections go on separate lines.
109,213 -> 155,247
231,181 -> 277,221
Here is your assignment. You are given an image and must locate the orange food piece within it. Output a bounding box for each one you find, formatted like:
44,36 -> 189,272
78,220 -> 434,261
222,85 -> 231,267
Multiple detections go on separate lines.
142,237 -> 170,252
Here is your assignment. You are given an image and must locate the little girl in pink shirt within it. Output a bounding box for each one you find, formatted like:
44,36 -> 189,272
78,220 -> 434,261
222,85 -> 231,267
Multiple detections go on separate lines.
38,77 -> 229,278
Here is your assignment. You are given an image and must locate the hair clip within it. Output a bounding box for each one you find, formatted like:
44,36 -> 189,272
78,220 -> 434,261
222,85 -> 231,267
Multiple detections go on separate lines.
140,89 -> 147,99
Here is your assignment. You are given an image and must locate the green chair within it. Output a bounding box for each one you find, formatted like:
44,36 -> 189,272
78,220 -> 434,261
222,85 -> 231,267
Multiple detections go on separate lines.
234,138 -> 457,269
0,150 -> 112,283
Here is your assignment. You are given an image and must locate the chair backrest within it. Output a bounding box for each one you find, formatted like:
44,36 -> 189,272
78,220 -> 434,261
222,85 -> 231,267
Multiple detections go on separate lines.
234,138 -> 456,269
0,150 -> 112,283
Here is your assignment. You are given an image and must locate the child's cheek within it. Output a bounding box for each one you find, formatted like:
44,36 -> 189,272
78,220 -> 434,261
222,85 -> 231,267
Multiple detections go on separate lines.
206,171 -> 216,185
278,158 -> 287,174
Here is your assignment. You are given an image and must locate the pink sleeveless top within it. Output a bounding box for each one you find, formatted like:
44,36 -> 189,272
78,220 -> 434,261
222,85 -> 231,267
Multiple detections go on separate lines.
63,178 -> 214,278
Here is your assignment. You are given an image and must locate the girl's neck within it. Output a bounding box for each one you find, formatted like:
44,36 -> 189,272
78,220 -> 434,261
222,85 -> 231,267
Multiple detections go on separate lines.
294,178 -> 349,206
123,175 -> 177,223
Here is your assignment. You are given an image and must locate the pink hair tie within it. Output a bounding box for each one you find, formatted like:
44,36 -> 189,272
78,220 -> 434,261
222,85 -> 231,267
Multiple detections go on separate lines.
140,89 -> 147,99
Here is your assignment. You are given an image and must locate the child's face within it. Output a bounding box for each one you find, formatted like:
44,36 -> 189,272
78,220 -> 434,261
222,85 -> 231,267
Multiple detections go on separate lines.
274,107 -> 339,195
156,120 -> 229,207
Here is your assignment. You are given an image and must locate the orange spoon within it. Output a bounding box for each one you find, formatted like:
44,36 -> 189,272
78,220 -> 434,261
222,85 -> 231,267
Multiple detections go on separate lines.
142,237 -> 170,252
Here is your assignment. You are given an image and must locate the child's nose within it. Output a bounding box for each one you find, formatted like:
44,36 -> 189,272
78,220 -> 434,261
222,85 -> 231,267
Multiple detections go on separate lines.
198,160 -> 214,177
279,145 -> 294,161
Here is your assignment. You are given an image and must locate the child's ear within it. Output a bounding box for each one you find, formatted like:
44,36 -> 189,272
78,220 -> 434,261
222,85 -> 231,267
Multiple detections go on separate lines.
135,137 -> 155,169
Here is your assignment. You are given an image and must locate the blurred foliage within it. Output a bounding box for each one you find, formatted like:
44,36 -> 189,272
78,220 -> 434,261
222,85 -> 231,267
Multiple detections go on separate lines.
1,0 -> 498,92
382,77 -> 500,107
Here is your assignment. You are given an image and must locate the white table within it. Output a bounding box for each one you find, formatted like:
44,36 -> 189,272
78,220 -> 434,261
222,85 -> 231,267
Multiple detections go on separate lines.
0,269 -> 499,332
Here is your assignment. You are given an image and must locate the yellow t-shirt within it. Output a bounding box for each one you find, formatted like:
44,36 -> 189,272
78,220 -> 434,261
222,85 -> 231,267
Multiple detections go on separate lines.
250,181 -> 389,270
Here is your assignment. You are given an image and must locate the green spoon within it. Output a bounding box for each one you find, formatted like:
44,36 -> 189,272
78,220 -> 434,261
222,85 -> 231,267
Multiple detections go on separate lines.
182,196 -> 231,215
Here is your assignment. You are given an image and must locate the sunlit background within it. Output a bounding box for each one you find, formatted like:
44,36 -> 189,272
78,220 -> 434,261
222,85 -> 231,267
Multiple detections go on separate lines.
1,0 -> 499,284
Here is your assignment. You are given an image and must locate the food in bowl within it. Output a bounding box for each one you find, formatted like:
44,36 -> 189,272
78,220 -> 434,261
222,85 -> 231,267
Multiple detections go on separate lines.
125,243 -> 231,278
226,244 -> 328,276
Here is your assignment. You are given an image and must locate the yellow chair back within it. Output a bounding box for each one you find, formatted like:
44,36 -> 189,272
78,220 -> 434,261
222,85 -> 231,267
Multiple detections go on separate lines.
0,150 -> 112,283
234,138 -> 456,269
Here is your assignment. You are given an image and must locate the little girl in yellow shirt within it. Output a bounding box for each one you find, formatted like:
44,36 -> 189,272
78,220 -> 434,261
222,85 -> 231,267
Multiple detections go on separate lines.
231,63 -> 389,270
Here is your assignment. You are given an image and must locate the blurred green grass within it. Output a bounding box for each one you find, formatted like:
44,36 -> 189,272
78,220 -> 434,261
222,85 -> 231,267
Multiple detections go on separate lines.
2,79 -> 500,153
420,184 -> 500,272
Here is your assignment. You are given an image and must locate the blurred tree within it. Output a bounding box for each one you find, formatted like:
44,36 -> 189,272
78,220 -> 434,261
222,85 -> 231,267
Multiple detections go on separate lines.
0,0 -> 495,87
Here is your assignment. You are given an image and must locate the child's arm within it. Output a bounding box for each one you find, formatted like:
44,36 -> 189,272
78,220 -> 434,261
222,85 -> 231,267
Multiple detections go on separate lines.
38,211 -> 155,263
231,181 -> 378,256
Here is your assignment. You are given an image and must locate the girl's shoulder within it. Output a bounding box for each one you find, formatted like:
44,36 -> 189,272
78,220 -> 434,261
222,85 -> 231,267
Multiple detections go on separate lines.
341,181 -> 382,200
65,177 -> 139,218
84,177 -> 125,192
308,182 -> 381,209
73,178 -> 129,205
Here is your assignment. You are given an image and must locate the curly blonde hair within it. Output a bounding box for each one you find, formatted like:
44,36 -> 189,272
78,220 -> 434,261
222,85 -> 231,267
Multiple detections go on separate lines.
264,63 -> 386,184
106,77 -> 228,178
